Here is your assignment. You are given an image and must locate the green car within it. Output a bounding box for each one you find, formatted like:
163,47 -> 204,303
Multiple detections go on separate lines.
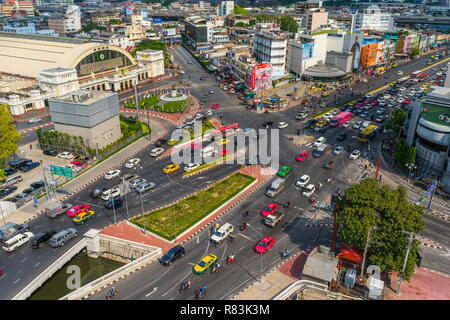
277,166 -> 291,177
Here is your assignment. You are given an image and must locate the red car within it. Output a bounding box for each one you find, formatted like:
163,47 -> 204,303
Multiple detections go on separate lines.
364,99 -> 372,104
354,103 -> 363,109
219,148 -> 231,156
296,152 -> 308,162
212,103 -> 219,109
66,204 -> 90,217
255,236 -> 275,254
404,99 -> 411,105
371,101 -> 379,106
190,142 -> 202,150
70,160 -> 87,168
261,203 -> 278,218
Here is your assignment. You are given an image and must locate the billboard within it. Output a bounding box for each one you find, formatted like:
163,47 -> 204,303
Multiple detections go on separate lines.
403,36 -> 413,54
302,42 -> 314,60
253,63 -> 273,92
153,18 -> 163,24
141,10 -> 148,21
163,28 -> 177,36
361,43 -> 378,69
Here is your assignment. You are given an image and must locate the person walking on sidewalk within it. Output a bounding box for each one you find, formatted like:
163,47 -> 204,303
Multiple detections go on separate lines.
379,175 -> 382,182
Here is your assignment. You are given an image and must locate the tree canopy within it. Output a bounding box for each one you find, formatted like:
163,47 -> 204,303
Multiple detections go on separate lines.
233,5 -> 250,17
394,138 -> 416,168
82,23 -> 106,33
0,105 -> 21,179
255,14 -> 299,33
337,178 -> 425,281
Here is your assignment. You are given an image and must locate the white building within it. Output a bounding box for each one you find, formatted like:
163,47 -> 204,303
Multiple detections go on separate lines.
356,6 -> 394,31
287,32 -> 327,75
64,5 -> 82,33
253,30 -> 287,79
108,35 -> 132,50
217,1 -> 234,17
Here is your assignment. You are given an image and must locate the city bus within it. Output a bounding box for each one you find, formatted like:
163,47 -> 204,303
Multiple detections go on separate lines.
410,71 -> 422,79
329,111 -> 351,127
419,72 -> 430,82
359,124 -> 378,143
213,123 -> 240,137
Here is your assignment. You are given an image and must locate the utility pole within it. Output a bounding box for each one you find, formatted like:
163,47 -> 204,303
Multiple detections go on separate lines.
134,81 -> 140,121
360,225 -> 372,277
139,191 -> 146,234
397,231 -> 414,294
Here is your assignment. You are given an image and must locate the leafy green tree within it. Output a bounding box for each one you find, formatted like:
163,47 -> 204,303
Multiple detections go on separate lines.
411,47 -> 420,57
337,178 -> 425,281
82,23 -> 106,33
395,138 -> 416,167
235,22 -> 248,27
109,19 -> 122,25
0,105 -> 21,179
249,19 -> 256,26
233,5 -> 250,17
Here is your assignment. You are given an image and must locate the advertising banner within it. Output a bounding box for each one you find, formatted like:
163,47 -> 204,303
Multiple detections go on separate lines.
403,36 -> 413,54
253,63 -> 273,92
141,10 -> 148,20
163,28 -> 177,36
302,42 -> 314,60
153,18 -> 163,24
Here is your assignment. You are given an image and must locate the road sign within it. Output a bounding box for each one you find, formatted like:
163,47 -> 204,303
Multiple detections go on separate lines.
50,165 -> 73,179
33,197 -> 38,204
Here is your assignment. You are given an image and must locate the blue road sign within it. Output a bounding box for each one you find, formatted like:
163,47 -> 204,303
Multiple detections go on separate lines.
33,197 -> 38,204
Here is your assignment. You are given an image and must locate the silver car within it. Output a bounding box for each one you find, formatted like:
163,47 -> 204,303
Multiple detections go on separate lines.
129,177 -> 147,189
136,182 -> 156,194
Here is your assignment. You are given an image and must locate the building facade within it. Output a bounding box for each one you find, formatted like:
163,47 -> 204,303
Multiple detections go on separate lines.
1,0 -> 34,17
404,86 -> 450,193
253,30 -> 287,80
49,90 -> 122,150
305,8 -> 328,32
356,6 -> 394,31
217,1 -> 234,17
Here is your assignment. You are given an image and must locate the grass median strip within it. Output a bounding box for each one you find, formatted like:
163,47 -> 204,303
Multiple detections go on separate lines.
130,172 -> 255,240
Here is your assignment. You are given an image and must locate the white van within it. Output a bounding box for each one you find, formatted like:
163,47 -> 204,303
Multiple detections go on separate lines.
201,146 -> 216,159
2,231 -> 34,252
266,178 -> 285,198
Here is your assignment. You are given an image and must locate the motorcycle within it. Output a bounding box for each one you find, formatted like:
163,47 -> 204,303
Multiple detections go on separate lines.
180,282 -> 191,293
227,255 -> 235,264
239,222 -> 248,231
195,288 -> 207,299
310,196 -> 316,204
326,176 -> 333,183
281,249 -> 291,259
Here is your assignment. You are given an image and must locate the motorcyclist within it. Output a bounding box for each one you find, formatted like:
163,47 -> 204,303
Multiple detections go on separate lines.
183,280 -> 191,290
283,249 -> 290,258
201,285 -> 207,296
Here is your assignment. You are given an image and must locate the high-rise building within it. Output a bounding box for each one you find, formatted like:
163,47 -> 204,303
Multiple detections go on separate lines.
47,5 -> 81,34
253,30 -> 287,80
305,7 -> 328,32
217,1 -> 234,17
184,20 -> 213,45
294,0 -> 322,15
356,6 -> 394,31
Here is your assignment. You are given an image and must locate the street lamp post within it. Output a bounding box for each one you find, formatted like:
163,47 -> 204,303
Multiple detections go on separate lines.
139,191 -> 146,234
406,163 -> 417,183
397,231 -> 414,294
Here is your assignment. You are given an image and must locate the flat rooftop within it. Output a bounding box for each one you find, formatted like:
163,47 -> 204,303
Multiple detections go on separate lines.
54,90 -> 113,105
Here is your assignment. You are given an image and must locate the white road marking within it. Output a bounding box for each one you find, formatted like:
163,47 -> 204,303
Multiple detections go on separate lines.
34,262 -> 40,267
8,254 -> 14,259
13,278 -> 20,285
21,258 -> 27,263
238,233 -> 254,241
145,287 -> 158,297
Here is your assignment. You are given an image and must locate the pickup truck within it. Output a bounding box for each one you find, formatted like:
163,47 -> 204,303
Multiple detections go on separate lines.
210,223 -> 234,244
0,222 -> 30,242
264,211 -> 285,227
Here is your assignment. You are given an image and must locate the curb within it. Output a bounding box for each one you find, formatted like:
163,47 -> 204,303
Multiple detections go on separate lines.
19,122 -> 53,135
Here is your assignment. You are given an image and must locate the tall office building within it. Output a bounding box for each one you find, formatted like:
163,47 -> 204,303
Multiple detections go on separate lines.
356,6 -> 394,31
217,1 -> 234,17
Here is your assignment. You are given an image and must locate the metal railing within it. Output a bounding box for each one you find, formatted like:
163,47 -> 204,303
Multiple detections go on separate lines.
12,238 -> 87,300
60,247 -> 162,300
272,279 -> 360,300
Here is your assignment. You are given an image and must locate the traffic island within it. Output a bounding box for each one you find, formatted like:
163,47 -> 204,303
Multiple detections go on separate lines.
129,172 -> 256,241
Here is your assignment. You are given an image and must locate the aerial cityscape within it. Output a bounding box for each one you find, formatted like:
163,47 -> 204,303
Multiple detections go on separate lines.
0,0 -> 449,307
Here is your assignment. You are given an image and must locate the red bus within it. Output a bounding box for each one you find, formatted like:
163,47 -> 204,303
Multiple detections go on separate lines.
419,72 -> 430,82
329,111 -> 351,127
410,71 -> 422,79
213,123 -> 240,137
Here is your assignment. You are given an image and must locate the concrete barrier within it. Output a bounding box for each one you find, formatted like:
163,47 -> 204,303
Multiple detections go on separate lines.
60,247 -> 162,300
12,238 -> 88,300
272,279 -> 360,300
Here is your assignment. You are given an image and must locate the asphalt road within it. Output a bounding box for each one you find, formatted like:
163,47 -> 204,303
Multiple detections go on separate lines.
3,45 -> 449,299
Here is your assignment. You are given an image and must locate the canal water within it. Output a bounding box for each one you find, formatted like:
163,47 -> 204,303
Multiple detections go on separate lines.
28,251 -> 124,300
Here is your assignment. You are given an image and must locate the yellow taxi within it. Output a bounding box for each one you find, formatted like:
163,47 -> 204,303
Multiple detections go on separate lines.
424,88 -> 429,93
348,101 -> 356,106
167,138 -> 180,146
73,210 -> 95,225
216,138 -> 229,146
193,254 -> 218,275
321,92 -> 329,97
163,164 -> 180,173
316,120 -> 327,127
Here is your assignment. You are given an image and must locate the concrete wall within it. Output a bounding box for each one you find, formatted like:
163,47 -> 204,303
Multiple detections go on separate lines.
54,116 -> 122,150
50,93 -> 119,128
326,51 -> 353,73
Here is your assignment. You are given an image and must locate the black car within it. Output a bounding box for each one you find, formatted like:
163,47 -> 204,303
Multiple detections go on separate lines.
155,138 -> 167,147
262,121 -> 274,128
0,186 -> 17,199
336,133 -> 347,141
74,155 -> 90,162
2,167 -> 16,176
306,119 -> 317,128
22,188 -> 36,196
29,230 -> 56,248
43,149 -> 58,156
89,187 -> 108,199
159,245 -> 185,266
30,180 -> 45,190
9,158 -> 32,169
365,114 -> 374,121
105,197 -> 124,209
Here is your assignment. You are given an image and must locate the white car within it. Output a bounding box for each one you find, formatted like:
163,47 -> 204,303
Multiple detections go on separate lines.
331,109 -> 340,115
302,184 -> 315,197
2,232 -> 34,252
184,163 -> 200,172
383,94 -> 391,100
436,72 -> 442,76
353,121 -> 362,130
101,187 -> 120,201
206,110 -> 213,116
349,150 -> 361,160
342,121 -> 351,128
277,122 -> 288,129
399,87 -> 406,92
179,70 -> 185,74
398,98 -> 405,104
222,86 -> 228,91
28,118 -> 42,124
210,223 -> 234,244
376,116 -> 384,123
125,158 -> 141,169
365,93 -> 373,99
313,137 -> 326,148
150,147 -> 164,157
376,108 -> 385,114
104,169 -> 121,180
295,175 -> 310,188
209,89 -> 215,94
397,70 -> 404,75
333,146 -> 344,155
58,152 -> 73,160
195,113 -> 204,120
322,113 -> 333,120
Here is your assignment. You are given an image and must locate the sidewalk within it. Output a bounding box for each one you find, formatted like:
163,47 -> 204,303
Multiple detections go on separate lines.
4,117 -> 169,225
